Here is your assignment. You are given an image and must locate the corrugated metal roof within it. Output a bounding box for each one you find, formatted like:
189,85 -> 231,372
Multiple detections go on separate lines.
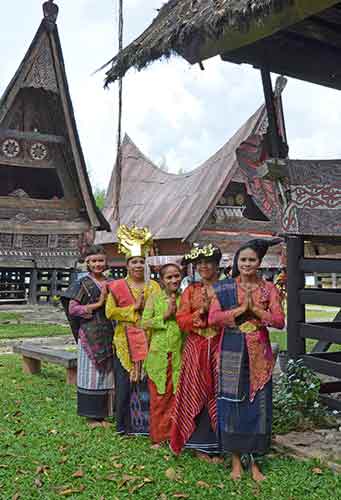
96,104 -> 266,245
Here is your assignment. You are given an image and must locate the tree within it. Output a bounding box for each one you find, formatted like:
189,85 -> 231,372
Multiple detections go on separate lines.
93,187 -> 106,210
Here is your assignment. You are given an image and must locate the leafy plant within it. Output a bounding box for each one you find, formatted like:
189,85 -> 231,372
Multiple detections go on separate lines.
273,358 -> 332,434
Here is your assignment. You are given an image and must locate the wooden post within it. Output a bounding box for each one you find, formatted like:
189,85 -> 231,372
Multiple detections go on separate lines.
23,356 -> 41,374
50,269 -> 58,303
28,269 -> 38,304
332,273 -> 337,289
66,367 -> 77,385
287,236 -> 306,358
260,68 -> 280,157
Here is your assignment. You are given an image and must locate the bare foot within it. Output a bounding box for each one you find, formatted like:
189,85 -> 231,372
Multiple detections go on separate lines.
230,468 -> 242,481
101,421 -> 113,428
210,456 -> 224,464
195,452 -> 212,463
230,454 -> 243,480
251,463 -> 266,482
87,419 -> 103,428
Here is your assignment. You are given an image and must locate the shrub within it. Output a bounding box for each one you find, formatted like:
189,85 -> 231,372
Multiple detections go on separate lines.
273,358 -> 332,434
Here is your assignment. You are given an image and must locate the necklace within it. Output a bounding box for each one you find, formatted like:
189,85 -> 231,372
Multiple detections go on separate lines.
238,277 -> 261,292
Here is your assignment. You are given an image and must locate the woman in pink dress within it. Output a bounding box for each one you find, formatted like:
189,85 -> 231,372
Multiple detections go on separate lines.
209,239 -> 285,481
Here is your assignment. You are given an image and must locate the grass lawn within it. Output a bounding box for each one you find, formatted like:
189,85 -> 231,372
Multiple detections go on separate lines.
270,306 -> 341,353
0,323 -> 70,340
0,356 -> 341,499
0,311 -> 24,322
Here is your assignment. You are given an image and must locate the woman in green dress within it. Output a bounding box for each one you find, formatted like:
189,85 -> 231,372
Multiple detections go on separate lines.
142,264 -> 183,444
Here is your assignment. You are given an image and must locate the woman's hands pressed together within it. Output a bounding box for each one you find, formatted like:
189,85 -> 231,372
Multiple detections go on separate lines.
164,293 -> 177,321
199,287 -> 211,316
234,283 -> 264,320
134,290 -> 145,313
85,282 -> 108,314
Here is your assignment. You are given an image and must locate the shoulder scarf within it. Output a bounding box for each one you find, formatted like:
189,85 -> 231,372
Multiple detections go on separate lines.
213,278 -> 274,406
108,279 -> 148,363
66,276 -> 113,370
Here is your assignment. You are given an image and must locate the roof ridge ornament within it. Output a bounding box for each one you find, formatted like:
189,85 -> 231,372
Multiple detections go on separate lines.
43,0 -> 59,24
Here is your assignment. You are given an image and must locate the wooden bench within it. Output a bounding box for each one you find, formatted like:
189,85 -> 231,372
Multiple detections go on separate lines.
13,343 -> 77,385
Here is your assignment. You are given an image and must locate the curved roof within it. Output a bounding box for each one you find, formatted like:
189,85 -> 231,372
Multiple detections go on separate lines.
96,103 -> 266,245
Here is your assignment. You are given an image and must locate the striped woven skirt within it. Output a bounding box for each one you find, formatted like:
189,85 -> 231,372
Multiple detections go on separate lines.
170,333 -> 220,455
77,342 -> 114,419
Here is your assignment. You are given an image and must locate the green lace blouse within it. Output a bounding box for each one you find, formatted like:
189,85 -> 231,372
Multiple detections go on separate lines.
142,290 -> 184,395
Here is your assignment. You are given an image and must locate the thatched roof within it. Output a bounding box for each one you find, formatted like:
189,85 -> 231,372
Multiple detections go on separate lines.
105,0 -> 337,85
95,103 -> 277,245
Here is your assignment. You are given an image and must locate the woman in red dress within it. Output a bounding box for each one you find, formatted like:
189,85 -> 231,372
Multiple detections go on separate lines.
170,244 -> 222,459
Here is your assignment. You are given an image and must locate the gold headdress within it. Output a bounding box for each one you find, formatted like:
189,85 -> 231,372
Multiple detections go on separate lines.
117,224 -> 153,259
182,243 -> 222,265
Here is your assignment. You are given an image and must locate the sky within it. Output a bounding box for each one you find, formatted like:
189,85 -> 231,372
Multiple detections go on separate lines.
1,0 -> 341,191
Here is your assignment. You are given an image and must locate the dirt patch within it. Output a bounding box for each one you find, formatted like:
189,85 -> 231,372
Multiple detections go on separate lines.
274,430 -> 341,473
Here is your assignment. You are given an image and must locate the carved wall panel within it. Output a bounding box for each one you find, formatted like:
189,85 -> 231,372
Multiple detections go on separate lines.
48,234 -> 58,248
1,138 -> 21,159
13,234 -> 23,248
0,233 -> 13,248
57,234 -> 79,249
0,207 -> 82,222
23,234 -> 49,248
23,34 -> 58,94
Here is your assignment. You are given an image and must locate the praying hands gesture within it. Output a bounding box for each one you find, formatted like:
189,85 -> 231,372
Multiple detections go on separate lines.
234,284 -> 264,320
164,293 -> 177,321
85,283 -> 108,314
199,287 -> 211,316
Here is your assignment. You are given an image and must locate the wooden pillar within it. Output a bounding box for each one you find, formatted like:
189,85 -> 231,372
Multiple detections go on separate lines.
28,269 -> 38,305
23,356 -> 41,374
66,367 -> 77,385
50,269 -> 58,302
287,236 -> 306,358
332,273 -> 337,289
260,68 -> 280,158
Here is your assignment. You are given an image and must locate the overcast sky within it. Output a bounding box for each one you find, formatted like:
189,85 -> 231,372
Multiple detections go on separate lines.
1,0 -> 341,191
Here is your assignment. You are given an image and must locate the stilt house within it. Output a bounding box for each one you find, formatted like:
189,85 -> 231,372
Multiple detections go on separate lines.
0,2 -> 109,304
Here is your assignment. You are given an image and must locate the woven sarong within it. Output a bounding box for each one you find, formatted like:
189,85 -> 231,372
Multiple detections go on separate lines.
214,278 -> 272,454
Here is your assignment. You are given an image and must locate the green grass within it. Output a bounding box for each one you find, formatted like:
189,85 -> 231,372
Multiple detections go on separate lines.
0,311 -> 24,322
0,323 -> 70,340
270,307 -> 341,353
0,356 -> 341,499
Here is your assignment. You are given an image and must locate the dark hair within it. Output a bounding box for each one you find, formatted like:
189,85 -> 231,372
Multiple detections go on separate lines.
84,245 -> 106,259
127,256 -> 145,264
159,263 -> 181,279
232,238 -> 282,277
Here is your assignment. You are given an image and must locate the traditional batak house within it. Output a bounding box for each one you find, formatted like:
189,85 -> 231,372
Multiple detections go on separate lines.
102,0 -> 341,408
96,94 -> 285,275
0,1 -> 109,304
